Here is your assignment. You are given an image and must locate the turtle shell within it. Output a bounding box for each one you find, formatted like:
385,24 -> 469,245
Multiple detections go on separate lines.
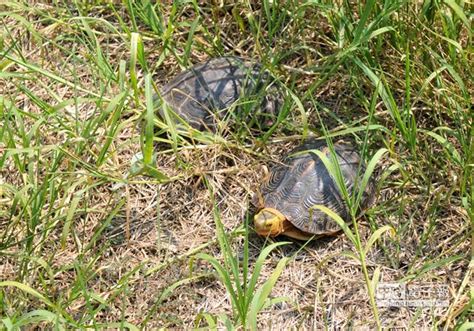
258,140 -> 375,235
158,57 -> 281,131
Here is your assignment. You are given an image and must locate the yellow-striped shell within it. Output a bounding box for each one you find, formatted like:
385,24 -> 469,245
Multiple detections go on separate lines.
256,140 -> 375,235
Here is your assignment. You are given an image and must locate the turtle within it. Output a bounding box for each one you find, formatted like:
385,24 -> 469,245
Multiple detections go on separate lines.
252,140 -> 375,240
157,56 -> 282,131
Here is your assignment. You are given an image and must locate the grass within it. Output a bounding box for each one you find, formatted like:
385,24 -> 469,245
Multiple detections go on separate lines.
0,0 -> 472,329
196,179 -> 291,330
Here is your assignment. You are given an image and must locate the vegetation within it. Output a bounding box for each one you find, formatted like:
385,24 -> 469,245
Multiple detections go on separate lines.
0,1 -> 472,329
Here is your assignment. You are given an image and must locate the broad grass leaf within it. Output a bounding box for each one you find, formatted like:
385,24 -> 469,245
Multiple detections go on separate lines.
184,17 -> 200,59
367,26 -> 395,41
129,32 -> 140,102
326,124 -> 387,138
443,0 -> 472,34
194,312 -> 217,330
287,90 -> 307,137
3,54 -> 103,98
370,266 -> 381,297
143,73 -> 155,165
357,148 -> 387,207
0,281 -> 53,308
97,322 -> 139,330
458,322 -> 474,331
60,193 -> 81,249
1,318 -> 13,330
13,310 -> 65,330
402,255 -> 464,282
353,57 -> 407,138
420,129 -> 462,165
143,164 -> 169,181
246,241 -> 290,305
157,275 -> 204,306
340,250 -> 361,263
261,296 -> 290,310
310,149 -> 349,206
312,205 -> 357,245
96,92 -> 127,166
364,225 -> 395,256
196,253 -> 239,314
248,257 -> 290,331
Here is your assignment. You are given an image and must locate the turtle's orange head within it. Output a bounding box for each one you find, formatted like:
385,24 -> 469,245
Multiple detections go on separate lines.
254,208 -> 287,237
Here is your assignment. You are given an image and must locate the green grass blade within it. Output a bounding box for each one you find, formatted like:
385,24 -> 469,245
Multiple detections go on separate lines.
143,73 -> 155,166
130,32 -> 140,104
194,312 -> 218,330
0,281 -> 54,308
364,225 -> 395,256
309,148 -> 351,210
312,205 -> 357,245
420,129 -> 462,165
96,92 -> 127,166
196,253 -> 240,317
12,309 -> 65,329
326,124 -> 387,138
356,148 -> 387,208
245,241 -> 290,311
353,57 -> 409,140
353,0 -> 376,42
370,266 -> 381,300
443,0 -> 472,35
2,54 -> 105,99
248,257 -> 290,330
403,255 -> 464,281
60,193 -> 81,249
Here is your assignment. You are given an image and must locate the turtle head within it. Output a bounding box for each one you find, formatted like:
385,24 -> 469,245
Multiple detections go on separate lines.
254,208 -> 287,237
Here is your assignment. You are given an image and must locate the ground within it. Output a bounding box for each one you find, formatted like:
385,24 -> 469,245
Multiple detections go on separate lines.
0,1 -> 472,330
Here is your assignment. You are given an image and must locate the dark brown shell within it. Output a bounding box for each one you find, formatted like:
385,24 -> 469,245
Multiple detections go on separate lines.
158,57 -> 282,131
259,140 -> 375,235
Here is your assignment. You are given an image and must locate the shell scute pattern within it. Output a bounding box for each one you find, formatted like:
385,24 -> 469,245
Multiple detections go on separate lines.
260,140 -> 374,235
159,57 -> 281,131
